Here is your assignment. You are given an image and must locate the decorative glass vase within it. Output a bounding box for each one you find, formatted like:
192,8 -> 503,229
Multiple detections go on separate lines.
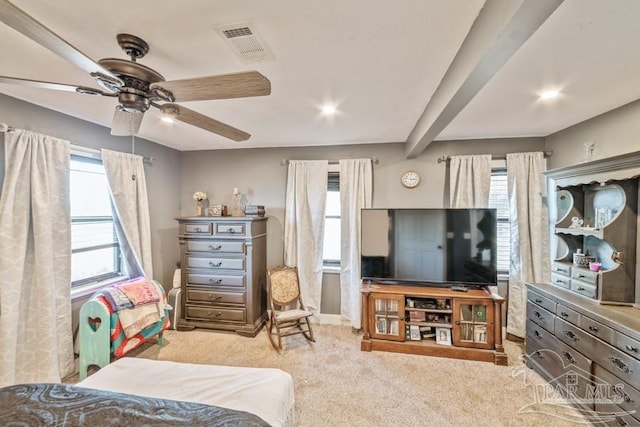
196,200 -> 204,216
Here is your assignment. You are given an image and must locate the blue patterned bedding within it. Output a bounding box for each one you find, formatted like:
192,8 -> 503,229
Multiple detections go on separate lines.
0,383 -> 270,426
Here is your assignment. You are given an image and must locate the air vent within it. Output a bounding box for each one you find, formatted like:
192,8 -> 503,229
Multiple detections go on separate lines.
214,21 -> 274,62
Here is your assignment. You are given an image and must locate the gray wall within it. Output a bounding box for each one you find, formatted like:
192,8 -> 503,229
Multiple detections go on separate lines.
0,93 -> 549,317
180,137 -> 545,313
546,98 -> 640,169
0,94 -> 182,290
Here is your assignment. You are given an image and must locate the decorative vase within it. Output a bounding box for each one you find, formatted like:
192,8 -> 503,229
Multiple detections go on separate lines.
196,200 -> 204,216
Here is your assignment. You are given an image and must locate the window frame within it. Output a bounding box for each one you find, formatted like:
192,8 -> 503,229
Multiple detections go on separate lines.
70,152 -> 123,288
323,171 -> 341,268
488,167 -> 510,278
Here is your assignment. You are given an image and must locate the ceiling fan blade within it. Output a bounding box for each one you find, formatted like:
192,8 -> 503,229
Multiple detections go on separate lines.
111,107 -> 143,136
160,103 -> 250,141
0,0 -> 122,86
151,71 -> 271,102
0,75 -> 111,95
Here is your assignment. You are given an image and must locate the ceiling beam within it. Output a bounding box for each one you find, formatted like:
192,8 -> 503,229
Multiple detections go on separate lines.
404,0 -> 564,158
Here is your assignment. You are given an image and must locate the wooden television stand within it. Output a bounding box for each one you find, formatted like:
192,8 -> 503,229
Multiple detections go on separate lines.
361,282 -> 507,365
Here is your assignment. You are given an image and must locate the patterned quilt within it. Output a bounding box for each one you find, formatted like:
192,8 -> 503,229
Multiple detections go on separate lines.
93,279 -> 170,358
0,383 -> 270,426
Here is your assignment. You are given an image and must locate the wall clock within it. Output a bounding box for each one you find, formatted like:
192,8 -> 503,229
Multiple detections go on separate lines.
401,171 -> 421,188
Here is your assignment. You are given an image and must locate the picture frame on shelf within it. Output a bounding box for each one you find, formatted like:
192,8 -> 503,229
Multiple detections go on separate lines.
208,204 -> 227,217
409,325 -> 421,341
436,327 -> 452,346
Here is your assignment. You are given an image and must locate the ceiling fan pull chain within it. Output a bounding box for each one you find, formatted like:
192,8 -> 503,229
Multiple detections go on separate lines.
130,135 -> 137,180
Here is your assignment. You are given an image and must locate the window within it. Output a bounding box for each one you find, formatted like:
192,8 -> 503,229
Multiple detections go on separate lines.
70,154 -> 122,286
323,173 -> 340,267
488,169 -> 510,275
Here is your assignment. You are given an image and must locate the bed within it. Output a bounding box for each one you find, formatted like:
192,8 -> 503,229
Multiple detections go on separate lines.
0,358 -> 295,427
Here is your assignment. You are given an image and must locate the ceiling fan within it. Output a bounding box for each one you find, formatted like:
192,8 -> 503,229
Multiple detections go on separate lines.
0,0 -> 271,141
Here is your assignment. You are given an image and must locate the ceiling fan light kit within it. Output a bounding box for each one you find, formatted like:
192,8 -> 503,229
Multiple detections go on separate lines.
0,0 -> 271,141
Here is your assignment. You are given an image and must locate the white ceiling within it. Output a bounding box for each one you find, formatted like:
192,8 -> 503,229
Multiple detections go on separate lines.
1,0 -> 639,154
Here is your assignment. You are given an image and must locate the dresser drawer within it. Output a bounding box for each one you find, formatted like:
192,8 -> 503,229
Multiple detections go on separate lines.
581,315 -> 615,344
568,329 -> 640,386
571,278 -> 597,299
614,332 -> 640,361
187,256 -> 245,270
185,305 -> 246,323
556,303 -> 580,326
187,273 -> 245,288
594,364 -> 640,424
186,289 -> 245,305
184,223 -> 212,235
215,223 -> 246,236
186,240 -> 245,253
527,301 -> 555,333
552,262 -> 571,276
528,289 -> 557,314
551,273 -> 571,289
571,267 -> 598,286
526,330 -> 592,401
526,319 -> 557,349
555,317 -> 598,356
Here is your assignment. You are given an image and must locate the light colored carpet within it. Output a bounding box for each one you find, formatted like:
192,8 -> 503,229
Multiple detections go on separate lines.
78,325 -> 590,426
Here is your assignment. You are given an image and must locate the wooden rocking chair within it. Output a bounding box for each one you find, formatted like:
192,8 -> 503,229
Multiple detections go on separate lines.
266,266 -> 315,350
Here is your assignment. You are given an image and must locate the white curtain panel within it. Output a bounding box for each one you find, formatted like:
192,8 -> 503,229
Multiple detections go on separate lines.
284,160 -> 328,315
449,154 -> 492,208
101,149 -> 153,278
339,159 -> 372,329
506,152 -> 550,338
0,130 -> 74,386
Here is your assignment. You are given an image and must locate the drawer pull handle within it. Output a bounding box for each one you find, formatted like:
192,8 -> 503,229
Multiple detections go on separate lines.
209,261 -> 223,267
227,228 -> 235,234
609,356 -> 632,374
576,274 -> 585,278
555,279 -> 566,285
615,417 -> 629,427
194,227 -> 201,232
534,330 -> 543,339
622,392 -> 634,403
554,268 -> 563,272
588,325 -> 598,332
625,344 -> 637,353
577,287 -> 586,291
209,278 -> 223,284
560,312 -> 569,318
563,330 -> 579,341
533,350 -> 543,359
534,311 -> 543,320
207,294 -> 222,301
562,351 -> 576,363
208,245 -> 222,251
534,298 -> 543,303
208,311 -> 223,318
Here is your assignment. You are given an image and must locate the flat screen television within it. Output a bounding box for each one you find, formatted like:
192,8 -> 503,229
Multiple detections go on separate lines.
360,208 -> 497,287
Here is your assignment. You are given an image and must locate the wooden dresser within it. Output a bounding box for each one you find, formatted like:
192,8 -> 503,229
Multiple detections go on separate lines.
526,282 -> 640,426
176,216 -> 267,336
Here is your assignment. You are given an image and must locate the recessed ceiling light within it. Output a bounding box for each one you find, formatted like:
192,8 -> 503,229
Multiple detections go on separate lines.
539,89 -> 560,100
321,105 -> 337,115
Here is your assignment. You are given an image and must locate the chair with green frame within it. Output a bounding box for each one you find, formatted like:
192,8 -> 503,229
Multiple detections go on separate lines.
266,266 -> 315,350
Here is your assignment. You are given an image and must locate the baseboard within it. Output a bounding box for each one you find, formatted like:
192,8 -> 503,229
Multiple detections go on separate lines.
315,314 -> 350,326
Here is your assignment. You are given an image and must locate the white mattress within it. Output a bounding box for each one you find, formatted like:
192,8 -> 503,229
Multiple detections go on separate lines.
77,358 -> 295,427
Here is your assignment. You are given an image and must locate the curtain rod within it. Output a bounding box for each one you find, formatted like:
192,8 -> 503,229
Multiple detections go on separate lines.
0,123 -> 154,165
280,157 -> 379,166
437,150 -> 553,164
